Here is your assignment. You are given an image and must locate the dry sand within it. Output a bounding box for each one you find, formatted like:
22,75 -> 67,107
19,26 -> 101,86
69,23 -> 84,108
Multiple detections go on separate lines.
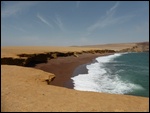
1,65 -> 149,112
1,45 -> 149,112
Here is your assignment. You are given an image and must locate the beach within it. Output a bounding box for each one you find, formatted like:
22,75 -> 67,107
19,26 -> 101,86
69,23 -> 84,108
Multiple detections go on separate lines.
1,45 -> 149,112
34,53 -> 112,88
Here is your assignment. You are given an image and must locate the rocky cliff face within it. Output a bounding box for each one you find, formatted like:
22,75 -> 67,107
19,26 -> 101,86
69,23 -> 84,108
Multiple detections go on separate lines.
2,42 -> 149,67
1,49 -> 115,67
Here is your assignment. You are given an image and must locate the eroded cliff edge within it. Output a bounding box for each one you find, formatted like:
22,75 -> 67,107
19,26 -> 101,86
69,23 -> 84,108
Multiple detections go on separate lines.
1,49 -> 115,67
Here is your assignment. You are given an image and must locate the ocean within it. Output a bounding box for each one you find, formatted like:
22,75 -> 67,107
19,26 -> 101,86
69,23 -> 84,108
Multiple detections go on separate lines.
71,52 -> 149,97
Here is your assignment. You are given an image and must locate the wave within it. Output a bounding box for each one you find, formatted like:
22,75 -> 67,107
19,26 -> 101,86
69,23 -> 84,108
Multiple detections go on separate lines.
95,53 -> 122,63
71,53 -> 144,94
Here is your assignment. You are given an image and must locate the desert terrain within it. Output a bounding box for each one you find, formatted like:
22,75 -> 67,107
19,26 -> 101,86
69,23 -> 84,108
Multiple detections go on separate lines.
1,42 -> 149,112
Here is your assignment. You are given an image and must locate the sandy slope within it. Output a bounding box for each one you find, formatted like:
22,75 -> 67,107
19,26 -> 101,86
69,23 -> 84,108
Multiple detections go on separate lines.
1,65 -> 149,112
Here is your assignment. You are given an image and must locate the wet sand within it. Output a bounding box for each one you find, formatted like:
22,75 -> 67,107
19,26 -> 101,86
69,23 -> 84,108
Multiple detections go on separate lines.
34,53 -> 111,88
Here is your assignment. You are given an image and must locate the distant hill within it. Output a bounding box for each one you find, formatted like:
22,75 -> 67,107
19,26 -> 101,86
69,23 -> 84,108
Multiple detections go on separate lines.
120,42 -> 149,52
73,42 -> 149,52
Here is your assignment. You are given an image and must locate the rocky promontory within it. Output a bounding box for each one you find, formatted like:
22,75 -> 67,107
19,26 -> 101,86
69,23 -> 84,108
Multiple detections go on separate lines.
119,42 -> 149,52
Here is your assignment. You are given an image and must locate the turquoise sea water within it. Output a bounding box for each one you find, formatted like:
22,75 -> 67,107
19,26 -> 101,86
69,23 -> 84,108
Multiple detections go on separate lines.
71,52 -> 149,97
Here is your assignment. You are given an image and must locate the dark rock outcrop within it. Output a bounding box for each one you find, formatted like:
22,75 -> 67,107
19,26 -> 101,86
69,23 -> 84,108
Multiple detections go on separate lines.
1,57 -> 25,66
1,49 -> 116,67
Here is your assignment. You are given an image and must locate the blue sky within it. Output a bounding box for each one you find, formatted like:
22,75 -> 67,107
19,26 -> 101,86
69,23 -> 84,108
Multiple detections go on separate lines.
1,1 -> 149,46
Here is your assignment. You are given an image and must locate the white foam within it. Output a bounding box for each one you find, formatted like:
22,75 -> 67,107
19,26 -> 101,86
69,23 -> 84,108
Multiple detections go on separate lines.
95,53 -> 122,63
71,53 -> 144,94
116,69 -> 124,74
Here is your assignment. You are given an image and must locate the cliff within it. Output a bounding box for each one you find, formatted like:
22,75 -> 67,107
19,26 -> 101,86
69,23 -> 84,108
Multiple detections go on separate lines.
1,49 -> 115,67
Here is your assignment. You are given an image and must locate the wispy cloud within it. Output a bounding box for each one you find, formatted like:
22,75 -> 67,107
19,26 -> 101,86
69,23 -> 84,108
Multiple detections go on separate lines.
87,2 -> 120,32
106,1 -> 119,15
54,14 -> 66,32
76,1 -> 80,8
13,26 -> 27,32
37,13 -> 53,29
1,1 -> 38,18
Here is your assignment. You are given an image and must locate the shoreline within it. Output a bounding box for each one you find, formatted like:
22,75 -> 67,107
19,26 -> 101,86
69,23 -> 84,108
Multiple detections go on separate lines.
34,53 -> 112,88
65,63 -> 89,89
34,52 -> 149,98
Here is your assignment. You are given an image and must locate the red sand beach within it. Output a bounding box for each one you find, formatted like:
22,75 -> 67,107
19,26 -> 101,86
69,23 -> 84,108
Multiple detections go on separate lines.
34,53 -> 112,88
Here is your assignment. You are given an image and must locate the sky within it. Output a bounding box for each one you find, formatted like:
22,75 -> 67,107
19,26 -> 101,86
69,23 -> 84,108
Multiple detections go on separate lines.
1,1 -> 149,46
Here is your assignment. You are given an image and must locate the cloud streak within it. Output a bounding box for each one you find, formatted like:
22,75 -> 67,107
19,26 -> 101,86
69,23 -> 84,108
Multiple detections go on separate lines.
54,14 -> 66,32
1,1 -> 38,18
13,26 -> 27,32
37,13 -> 53,29
87,2 -> 120,32
106,1 -> 119,15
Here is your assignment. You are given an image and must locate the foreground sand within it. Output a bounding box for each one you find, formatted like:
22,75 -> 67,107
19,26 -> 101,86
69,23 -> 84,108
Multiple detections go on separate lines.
1,65 -> 149,112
